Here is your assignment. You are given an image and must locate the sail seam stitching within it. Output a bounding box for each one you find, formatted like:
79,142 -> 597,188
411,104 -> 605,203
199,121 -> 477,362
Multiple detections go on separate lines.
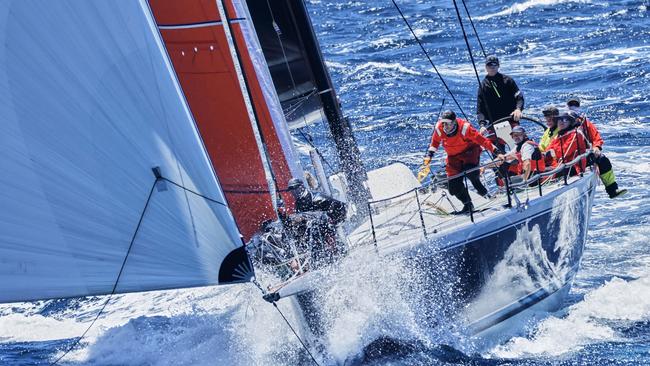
157,18 -> 245,30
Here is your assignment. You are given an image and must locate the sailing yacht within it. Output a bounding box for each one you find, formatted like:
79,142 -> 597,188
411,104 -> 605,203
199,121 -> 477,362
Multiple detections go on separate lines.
227,0 -> 597,352
0,0 -> 596,362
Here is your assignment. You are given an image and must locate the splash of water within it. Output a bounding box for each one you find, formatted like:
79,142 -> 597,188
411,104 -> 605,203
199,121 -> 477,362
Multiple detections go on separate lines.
489,275 -> 650,358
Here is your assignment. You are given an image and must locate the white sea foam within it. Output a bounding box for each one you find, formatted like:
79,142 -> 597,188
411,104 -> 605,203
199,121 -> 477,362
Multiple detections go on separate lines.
0,285 -> 304,365
489,275 -> 650,358
370,35 -> 399,48
351,61 -> 423,77
476,0 -> 593,21
324,60 -> 347,70
46,284 -> 308,366
0,314 -> 89,342
505,46 -> 650,76
282,250 -> 437,363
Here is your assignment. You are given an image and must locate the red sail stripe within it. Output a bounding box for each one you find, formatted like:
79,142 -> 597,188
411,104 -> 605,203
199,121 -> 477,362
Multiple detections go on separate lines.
149,0 -> 290,241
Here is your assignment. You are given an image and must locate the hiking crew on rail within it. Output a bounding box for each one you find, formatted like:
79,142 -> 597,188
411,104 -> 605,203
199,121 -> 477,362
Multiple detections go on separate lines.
501,126 -> 546,181
565,96 -> 627,198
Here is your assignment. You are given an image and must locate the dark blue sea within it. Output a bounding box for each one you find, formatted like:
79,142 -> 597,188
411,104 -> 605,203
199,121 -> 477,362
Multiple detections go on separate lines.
1,0 -> 649,365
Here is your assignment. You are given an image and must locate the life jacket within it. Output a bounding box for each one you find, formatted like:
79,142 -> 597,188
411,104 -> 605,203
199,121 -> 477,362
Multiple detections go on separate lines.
429,118 -> 495,161
547,128 -> 588,175
508,139 -> 546,175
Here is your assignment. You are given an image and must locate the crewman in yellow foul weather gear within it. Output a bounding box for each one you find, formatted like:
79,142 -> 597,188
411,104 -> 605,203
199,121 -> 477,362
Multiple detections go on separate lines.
539,105 -> 560,152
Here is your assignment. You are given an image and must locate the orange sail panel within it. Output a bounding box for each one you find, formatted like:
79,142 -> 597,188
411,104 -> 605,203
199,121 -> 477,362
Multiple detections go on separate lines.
148,0 -> 297,240
221,0 -> 299,217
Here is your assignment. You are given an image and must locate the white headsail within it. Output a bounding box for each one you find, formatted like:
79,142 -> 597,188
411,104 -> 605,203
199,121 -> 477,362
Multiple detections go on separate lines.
0,0 -> 253,303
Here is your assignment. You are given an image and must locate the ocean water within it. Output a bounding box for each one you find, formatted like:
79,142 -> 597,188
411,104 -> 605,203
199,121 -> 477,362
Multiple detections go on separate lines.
1,0 -> 649,365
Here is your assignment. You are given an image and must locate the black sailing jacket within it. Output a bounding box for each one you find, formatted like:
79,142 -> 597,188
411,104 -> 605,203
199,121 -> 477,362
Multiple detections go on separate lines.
476,72 -> 525,124
294,191 -> 347,225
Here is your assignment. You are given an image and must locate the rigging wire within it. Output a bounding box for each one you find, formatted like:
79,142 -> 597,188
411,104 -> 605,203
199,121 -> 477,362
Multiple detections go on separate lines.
251,280 -> 321,366
265,0 -> 299,98
453,0 -> 498,175
264,0 -> 334,171
390,0 -> 470,121
297,127 -> 336,172
460,0 -> 487,58
49,176 -> 160,366
436,97 -> 446,119
451,0 -> 482,88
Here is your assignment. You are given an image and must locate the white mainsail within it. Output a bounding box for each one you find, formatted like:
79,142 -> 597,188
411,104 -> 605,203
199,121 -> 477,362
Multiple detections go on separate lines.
0,0 -> 252,303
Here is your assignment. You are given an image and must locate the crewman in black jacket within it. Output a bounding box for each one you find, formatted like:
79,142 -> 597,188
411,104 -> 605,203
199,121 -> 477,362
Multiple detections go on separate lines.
284,178 -> 347,264
477,55 -> 525,136
287,178 -> 346,225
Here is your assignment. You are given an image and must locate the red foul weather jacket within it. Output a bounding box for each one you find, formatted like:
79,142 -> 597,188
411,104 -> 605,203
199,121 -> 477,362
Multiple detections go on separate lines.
577,117 -> 604,149
547,128 -> 588,175
428,118 -> 496,176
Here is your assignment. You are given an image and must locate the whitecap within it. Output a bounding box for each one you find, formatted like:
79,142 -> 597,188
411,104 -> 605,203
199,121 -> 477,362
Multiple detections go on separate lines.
476,0 -> 594,21
351,61 -> 423,76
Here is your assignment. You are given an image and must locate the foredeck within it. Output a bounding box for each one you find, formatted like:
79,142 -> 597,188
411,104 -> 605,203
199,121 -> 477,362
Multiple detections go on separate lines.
348,172 -> 589,252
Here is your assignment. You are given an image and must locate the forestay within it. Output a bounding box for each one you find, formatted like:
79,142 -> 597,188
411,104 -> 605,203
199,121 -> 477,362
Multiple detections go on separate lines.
0,0 -> 252,303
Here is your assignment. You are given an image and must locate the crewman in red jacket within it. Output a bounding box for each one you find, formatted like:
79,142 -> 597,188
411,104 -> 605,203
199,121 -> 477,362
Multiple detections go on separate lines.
567,96 -> 626,198
547,112 -> 588,176
420,110 -> 503,214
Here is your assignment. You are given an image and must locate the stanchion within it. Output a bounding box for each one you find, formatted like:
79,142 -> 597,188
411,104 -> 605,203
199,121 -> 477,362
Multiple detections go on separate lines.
463,172 -> 474,222
367,202 -> 378,249
414,189 -> 428,238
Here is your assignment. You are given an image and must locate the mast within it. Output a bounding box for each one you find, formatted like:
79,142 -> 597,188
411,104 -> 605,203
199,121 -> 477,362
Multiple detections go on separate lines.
256,0 -> 370,218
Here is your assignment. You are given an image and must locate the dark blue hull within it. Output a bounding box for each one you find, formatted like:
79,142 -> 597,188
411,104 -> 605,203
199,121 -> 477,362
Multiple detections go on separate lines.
404,172 -> 597,341
285,173 -> 597,359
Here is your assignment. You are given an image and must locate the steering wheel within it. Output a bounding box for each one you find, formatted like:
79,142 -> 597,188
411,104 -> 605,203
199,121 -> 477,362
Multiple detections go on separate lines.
484,115 -> 546,131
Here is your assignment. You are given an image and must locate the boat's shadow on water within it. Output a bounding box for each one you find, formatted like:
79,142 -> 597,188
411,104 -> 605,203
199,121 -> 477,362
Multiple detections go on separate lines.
351,336 -> 589,366
349,336 -> 557,366
354,337 -> 471,365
